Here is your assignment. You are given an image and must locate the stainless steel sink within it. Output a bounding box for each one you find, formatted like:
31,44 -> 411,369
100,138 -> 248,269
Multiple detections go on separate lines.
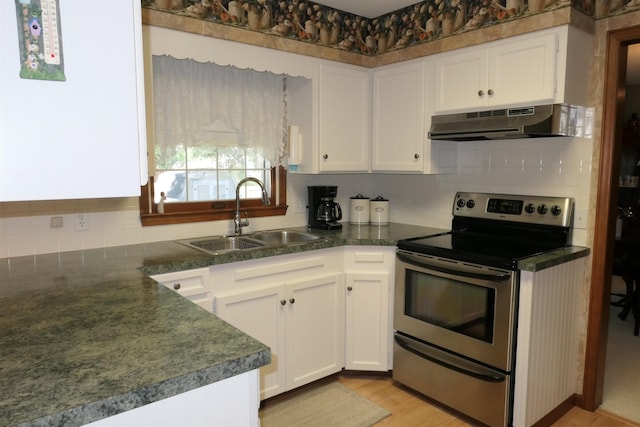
249,230 -> 322,246
178,230 -> 323,255
180,236 -> 266,254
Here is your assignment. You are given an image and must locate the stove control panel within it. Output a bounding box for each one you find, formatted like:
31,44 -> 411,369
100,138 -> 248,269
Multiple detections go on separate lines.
453,192 -> 573,227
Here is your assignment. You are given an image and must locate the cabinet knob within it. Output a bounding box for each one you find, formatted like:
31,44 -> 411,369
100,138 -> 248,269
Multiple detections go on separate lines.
488,89 -> 494,96
280,299 -> 287,306
289,298 -> 295,304
323,154 -> 328,160
173,283 -> 181,290
414,153 -> 420,159
477,90 -> 484,97
347,286 -> 353,292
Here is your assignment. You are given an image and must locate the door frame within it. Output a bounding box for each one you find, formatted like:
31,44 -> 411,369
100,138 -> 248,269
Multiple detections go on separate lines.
583,25 -> 640,411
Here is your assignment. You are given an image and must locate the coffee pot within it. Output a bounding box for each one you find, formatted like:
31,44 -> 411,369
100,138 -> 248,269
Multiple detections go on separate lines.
308,186 -> 342,230
316,199 -> 342,223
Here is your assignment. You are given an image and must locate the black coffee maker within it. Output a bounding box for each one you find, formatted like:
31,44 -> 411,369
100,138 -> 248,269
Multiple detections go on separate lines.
308,186 -> 342,230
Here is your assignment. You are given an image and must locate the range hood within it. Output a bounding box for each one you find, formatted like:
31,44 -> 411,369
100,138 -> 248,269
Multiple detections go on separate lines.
429,104 -> 590,141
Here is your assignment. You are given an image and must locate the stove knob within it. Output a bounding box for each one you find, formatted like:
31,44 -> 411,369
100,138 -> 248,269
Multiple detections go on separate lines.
537,204 -> 548,215
525,203 -> 536,214
457,199 -> 466,208
551,205 -> 562,216
466,199 -> 475,209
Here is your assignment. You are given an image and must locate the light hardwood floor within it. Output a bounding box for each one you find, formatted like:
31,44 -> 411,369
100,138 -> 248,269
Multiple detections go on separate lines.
335,373 -> 640,427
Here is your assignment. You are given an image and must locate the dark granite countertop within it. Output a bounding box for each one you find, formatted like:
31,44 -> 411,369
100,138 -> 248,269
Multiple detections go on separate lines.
139,223 -> 449,276
0,244 -> 271,427
517,245 -> 590,272
0,222 -> 587,426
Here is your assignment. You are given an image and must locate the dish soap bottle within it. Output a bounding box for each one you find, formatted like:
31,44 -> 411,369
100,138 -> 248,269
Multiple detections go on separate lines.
158,192 -> 166,214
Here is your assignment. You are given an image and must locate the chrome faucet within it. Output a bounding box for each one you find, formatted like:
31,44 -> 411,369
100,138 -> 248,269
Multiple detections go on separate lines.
234,177 -> 270,235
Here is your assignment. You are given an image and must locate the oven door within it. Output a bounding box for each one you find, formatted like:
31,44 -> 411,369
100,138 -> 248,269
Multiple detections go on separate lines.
394,249 -> 517,371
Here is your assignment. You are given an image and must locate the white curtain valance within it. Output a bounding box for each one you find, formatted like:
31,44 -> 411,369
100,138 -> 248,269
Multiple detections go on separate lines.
152,55 -> 286,165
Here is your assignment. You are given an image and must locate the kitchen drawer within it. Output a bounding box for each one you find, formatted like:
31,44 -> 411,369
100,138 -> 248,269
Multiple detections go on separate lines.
151,268 -> 210,298
343,246 -> 396,270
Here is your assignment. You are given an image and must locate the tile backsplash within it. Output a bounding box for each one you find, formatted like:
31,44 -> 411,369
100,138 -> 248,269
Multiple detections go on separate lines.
0,136 -> 591,258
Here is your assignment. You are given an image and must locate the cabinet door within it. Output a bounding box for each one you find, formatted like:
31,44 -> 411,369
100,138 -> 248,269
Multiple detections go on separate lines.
286,273 -> 344,390
372,61 -> 425,172
488,33 -> 557,109
0,0 -> 146,201
345,273 -> 390,371
318,64 -> 370,172
434,48 -> 487,113
215,286 -> 287,400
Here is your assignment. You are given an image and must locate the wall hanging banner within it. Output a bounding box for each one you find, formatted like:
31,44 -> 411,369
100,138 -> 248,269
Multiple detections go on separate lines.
14,0 -> 65,81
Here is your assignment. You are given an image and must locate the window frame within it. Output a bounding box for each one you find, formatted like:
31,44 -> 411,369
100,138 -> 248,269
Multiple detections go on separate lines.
139,166 -> 288,226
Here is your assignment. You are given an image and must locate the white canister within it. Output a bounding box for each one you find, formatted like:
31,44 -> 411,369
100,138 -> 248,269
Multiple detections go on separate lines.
350,194 -> 370,224
370,196 -> 389,225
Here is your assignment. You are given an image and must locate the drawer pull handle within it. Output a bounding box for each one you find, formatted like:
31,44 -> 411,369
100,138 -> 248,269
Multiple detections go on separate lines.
347,286 -> 353,292
173,283 -> 181,290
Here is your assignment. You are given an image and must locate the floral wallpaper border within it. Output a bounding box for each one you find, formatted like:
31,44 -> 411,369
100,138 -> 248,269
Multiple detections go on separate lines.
142,0 -> 640,55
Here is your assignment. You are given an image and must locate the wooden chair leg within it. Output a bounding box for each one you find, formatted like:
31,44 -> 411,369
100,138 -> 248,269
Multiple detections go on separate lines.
633,281 -> 639,336
619,277 -> 634,320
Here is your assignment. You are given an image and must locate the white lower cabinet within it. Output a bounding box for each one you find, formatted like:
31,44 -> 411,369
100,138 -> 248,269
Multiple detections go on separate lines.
157,245 -> 397,401
345,272 -> 390,371
343,246 -> 395,371
212,249 -> 345,400
151,267 -> 212,312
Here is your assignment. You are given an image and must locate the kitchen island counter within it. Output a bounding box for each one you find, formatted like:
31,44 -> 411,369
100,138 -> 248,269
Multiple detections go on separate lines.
0,243 -> 270,427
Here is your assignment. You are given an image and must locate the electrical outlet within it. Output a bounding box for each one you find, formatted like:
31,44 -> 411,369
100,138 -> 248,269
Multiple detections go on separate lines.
292,199 -> 307,214
50,216 -> 64,228
75,214 -> 89,231
574,208 -> 588,229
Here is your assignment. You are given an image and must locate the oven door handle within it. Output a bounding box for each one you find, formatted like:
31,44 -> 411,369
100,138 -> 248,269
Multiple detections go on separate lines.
394,334 -> 505,383
397,252 -> 511,281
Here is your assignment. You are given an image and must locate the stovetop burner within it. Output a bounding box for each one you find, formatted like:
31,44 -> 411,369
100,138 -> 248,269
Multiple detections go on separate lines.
397,192 -> 573,270
398,232 -> 566,270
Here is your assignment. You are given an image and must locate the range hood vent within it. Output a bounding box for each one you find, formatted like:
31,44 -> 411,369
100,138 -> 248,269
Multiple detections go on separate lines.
429,104 -> 591,141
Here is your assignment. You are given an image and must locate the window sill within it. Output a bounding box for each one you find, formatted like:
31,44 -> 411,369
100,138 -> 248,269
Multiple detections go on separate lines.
139,167 -> 288,227
140,205 -> 288,227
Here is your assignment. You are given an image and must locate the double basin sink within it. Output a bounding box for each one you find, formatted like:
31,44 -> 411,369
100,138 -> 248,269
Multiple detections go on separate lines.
179,229 -> 324,255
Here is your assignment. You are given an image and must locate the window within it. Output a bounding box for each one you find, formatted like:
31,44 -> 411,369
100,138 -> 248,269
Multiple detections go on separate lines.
140,56 -> 289,226
154,146 -> 271,203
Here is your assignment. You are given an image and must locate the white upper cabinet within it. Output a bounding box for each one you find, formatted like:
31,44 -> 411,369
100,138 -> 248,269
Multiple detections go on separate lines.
433,25 -> 593,114
434,29 -> 558,113
0,0 -> 147,201
317,63 -> 371,172
372,60 -> 426,173
434,48 -> 488,113
487,33 -> 557,108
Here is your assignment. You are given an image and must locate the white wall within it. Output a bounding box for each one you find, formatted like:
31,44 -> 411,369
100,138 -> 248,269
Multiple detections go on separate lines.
0,136 -> 591,258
